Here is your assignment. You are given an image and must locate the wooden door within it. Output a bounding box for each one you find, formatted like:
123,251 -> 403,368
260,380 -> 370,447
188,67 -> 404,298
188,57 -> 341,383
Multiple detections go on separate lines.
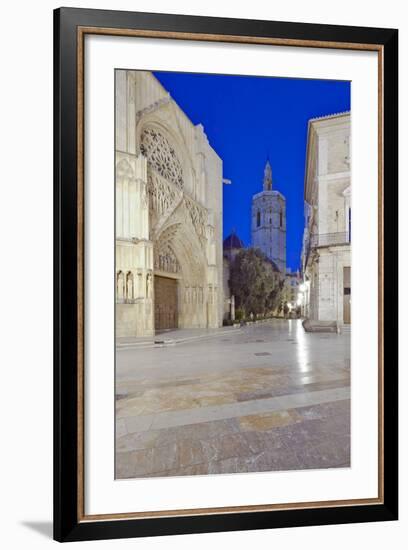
154,276 -> 178,330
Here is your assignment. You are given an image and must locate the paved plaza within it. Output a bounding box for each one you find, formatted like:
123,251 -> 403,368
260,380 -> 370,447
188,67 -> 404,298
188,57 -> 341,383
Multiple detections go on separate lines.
115,319 -> 350,479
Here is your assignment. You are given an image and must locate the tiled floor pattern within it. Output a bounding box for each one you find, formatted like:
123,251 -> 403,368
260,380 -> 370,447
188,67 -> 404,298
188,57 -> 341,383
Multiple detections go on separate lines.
116,320 -> 350,479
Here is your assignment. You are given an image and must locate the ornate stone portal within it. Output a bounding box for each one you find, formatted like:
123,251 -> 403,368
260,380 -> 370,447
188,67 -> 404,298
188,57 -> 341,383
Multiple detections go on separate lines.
115,70 -> 223,337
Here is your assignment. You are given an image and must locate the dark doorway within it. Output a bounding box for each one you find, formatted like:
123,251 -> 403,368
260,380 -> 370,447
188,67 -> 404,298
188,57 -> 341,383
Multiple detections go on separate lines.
343,266 -> 351,324
154,275 -> 178,330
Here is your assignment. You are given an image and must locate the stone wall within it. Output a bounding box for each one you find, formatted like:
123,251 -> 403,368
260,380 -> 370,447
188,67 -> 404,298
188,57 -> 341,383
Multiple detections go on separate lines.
315,246 -> 350,322
303,113 -> 351,324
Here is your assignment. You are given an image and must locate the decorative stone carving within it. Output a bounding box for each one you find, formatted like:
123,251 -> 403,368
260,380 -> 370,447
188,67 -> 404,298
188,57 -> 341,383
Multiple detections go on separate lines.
126,271 -> 134,301
146,272 -> 153,298
140,181 -> 149,210
137,271 -> 143,298
183,195 -> 208,242
135,95 -> 171,125
116,158 -> 134,179
116,271 -> 125,302
208,284 -> 213,305
146,170 -> 182,231
154,246 -> 180,274
140,127 -> 184,189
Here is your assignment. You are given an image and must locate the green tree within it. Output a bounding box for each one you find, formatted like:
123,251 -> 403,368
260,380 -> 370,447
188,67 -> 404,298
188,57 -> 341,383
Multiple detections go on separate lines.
265,278 -> 285,314
230,248 -> 278,316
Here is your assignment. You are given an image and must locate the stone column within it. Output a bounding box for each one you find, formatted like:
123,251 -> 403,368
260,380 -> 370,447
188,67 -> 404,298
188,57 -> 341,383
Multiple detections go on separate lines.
231,294 -> 235,321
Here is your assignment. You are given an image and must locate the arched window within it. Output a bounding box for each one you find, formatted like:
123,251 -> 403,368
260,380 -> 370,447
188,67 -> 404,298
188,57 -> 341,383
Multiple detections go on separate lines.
116,271 -> 125,302
126,271 -> 134,301
256,210 -> 261,227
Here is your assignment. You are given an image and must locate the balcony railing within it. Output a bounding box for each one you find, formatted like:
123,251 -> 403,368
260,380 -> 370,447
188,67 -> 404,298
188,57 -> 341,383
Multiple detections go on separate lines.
310,231 -> 351,248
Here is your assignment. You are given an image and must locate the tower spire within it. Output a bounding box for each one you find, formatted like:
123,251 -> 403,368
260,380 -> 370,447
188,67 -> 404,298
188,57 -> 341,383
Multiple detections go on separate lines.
263,158 -> 272,191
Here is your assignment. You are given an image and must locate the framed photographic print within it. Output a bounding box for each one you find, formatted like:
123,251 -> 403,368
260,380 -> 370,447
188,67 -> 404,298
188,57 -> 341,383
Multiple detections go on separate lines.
54,7 -> 398,542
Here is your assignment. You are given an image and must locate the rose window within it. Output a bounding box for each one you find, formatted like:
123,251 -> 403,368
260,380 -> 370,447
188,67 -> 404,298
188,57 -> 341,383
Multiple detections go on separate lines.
140,127 -> 184,189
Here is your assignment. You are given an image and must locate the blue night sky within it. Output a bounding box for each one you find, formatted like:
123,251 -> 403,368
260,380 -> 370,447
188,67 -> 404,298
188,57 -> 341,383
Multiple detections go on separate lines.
154,71 -> 350,271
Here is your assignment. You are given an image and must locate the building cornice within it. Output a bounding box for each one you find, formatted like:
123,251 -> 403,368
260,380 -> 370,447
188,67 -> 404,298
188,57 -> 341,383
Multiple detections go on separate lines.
304,112 -> 351,203
252,190 -> 285,201
308,110 -> 350,124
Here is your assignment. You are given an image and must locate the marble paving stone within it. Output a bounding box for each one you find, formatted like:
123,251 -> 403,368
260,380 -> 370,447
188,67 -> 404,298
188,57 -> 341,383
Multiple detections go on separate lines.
147,463 -> 210,478
116,430 -> 160,452
324,400 -> 350,416
207,449 -> 302,475
116,392 -> 129,401
245,449 -> 302,472
151,442 -> 178,473
276,387 -> 350,411
207,457 -> 250,475
273,411 -> 350,451
176,439 -> 206,469
239,410 -> 301,431
240,429 -> 287,454
116,320 -> 351,477
236,378 -> 348,402
156,418 -> 240,445
235,389 -> 289,402
294,400 -> 350,421
116,448 -> 154,479
116,418 -> 127,438
294,436 -> 351,469
124,414 -> 154,434
124,386 -> 350,433
200,432 -> 253,463
273,420 -> 329,449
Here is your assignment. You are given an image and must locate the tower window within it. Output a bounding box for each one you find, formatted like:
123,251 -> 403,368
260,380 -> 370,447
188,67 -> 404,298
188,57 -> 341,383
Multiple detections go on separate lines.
280,211 -> 283,227
256,211 -> 260,227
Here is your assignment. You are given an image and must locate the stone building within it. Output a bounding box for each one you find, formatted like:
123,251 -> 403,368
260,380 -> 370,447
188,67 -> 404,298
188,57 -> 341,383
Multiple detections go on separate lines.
251,159 -> 286,273
115,70 -> 223,338
283,269 -> 302,309
302,112 -> 351,325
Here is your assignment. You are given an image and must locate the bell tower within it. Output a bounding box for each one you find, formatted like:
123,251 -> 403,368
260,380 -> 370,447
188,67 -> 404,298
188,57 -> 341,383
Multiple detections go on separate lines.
263,159 -> 272,191
251,159 -> 286,273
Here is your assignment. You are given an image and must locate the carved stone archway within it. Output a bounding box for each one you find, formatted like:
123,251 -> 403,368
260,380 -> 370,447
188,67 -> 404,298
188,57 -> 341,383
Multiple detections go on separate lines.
140,123 -> 214,331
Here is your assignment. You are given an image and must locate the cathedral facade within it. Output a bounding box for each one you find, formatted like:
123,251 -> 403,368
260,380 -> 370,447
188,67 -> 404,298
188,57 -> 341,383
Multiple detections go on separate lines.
115,70 -> 224,338
251,160 -> 286,273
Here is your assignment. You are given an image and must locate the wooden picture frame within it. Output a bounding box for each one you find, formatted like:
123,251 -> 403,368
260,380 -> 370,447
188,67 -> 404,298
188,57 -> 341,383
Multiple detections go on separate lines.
54,7 -> 398,542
